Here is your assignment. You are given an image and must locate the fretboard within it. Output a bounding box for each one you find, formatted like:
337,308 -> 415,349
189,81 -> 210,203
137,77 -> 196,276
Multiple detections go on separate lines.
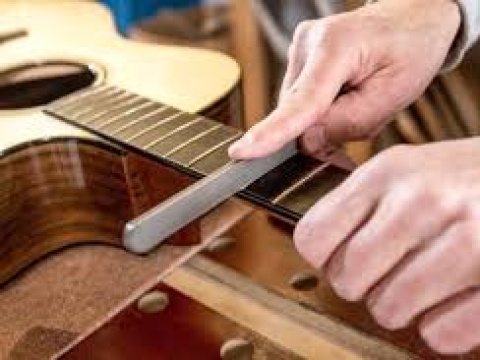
45,85 -> 348,222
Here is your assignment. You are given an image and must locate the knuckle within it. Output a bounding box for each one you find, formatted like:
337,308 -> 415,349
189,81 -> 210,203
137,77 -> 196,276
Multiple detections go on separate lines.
456,221 -> 480,261
340,108 -> 376,140
351,147 -> 404,186
304,17 -> 345,50
456,221 -> 476,239
460,203 -> 480,222
326,240 -> 370,302
345,239 -> 370,272
369,302 -> 405,330
423,192 -> 455,220
293,219 -> 322,268
293,20 -> 313,42
316,17 -> 345,39
245,127 -> 266,145
287,43 -> 296,61
327,270 -> 362,302
368,285 -> 414,331
359,145 -> 413,185
420,322 -> 469,355
403,180 -> 450,215
293,219 -> 312,249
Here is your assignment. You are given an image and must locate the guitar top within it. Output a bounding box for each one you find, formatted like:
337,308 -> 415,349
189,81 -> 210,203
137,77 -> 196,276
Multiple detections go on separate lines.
0,1 -> 240,151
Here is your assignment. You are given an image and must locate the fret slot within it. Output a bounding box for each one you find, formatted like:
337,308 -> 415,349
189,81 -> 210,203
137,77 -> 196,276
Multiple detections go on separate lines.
190,140 -> 234,174
148,118 -> 218,157
162,124 -> 223,158
126,113 -> 197,149
73,92 -> 138,124
167,126 -> 241,165
98,102 -> 165,134
57,87 -> 125,118
56,90 -> 129,124
49,85 -> 112,112
275,165 -> 347,215
112,106 -> 177,138
85,96 -> 149,127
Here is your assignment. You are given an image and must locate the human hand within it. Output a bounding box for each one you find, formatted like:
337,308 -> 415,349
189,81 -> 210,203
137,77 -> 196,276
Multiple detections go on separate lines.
294,139 -> 480,354
228,0 -> 460,159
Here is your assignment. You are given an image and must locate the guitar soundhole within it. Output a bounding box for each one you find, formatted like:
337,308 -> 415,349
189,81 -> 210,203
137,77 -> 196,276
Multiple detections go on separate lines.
0,62 -> 97,110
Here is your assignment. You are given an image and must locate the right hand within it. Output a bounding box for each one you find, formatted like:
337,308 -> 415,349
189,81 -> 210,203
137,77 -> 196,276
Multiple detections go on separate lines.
228,0 -> 461,159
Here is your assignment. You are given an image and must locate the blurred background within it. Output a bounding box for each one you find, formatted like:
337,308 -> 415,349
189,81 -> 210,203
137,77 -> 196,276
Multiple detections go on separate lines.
102,0 -> 480,164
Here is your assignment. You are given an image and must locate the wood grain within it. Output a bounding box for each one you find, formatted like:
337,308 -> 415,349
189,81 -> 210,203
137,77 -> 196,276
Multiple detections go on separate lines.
0,138 -> 202,285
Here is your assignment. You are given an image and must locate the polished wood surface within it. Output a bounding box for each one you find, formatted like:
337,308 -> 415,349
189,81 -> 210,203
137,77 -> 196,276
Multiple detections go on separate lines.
0,138 -> 202,285
0,140 -> 130,283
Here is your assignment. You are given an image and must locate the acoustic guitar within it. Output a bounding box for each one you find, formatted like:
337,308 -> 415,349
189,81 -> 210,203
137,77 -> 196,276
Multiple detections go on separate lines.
0,1 -> 348,287
0,1 -> 241,284
0,2 -> 345,283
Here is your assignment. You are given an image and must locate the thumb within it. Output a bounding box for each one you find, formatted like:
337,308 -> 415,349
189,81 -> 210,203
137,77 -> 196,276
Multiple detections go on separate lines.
228,51 -> 352,160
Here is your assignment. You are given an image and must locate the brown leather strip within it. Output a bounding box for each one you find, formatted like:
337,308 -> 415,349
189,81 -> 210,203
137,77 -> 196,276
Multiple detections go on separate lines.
0,199 -> 249,359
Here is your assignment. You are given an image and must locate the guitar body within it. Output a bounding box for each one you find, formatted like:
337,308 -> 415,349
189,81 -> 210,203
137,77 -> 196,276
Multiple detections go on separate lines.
0,2 -> 240,284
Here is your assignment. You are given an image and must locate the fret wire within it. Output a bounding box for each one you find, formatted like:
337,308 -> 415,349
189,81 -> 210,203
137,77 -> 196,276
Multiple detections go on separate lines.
90,97 -> 151,128
110,105 -> 168,135
71,90 -> 132,119
49,85 -> 112,111
73,92 -> 138,124
124,112 -> 183,142
52,87 -> 119,116
143,117 -> 204,150
61,86 -> 122,111
162,123 -> 223,158
271,163 -> 330,205
96,102 -> 163,132
64,89 -> 128,119
49,85 -> 108,112
187,133 -> 241,166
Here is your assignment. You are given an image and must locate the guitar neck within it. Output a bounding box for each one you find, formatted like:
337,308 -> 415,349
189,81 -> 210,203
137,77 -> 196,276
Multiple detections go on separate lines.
45,85 -> 348,223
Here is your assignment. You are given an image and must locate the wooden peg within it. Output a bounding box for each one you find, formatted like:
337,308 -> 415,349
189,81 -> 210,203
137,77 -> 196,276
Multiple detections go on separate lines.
220,338 -> 254,360
136,290 -> 169,314
289,272 -> 319,291
207,236 -> 236,253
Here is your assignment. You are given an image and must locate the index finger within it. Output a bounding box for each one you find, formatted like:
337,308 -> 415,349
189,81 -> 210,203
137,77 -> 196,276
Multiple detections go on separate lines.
228,52 -> 350,159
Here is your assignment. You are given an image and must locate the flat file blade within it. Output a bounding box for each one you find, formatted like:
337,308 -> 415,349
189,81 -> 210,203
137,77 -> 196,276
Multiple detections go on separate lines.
123,143 -> 297,254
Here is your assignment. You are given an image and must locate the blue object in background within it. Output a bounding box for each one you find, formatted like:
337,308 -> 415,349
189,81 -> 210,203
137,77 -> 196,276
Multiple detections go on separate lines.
102,0 -> 201,34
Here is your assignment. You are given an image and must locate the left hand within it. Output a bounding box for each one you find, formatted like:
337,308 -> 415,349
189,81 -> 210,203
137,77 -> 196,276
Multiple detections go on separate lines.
294,138 -> 480,355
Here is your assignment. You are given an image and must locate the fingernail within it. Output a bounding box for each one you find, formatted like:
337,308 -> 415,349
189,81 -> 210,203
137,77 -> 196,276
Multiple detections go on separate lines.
228,140 -> 243,157
228,134 -> 252,157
